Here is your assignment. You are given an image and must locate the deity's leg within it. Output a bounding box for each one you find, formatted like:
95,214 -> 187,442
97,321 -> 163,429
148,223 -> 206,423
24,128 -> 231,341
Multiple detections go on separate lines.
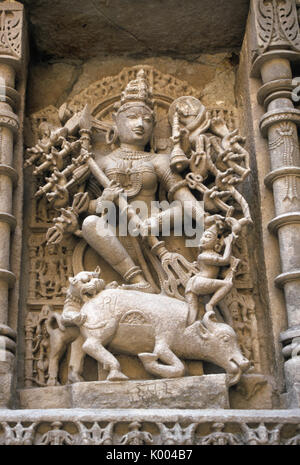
206,282 -> 233,313
185,292 -> 199,325
205,259 -> 239,312
82,215 -> 148,285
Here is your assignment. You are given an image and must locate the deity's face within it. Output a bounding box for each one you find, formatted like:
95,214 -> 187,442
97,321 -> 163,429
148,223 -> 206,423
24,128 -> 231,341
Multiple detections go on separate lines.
115,105 -> 154,148
199,230 -> 218,250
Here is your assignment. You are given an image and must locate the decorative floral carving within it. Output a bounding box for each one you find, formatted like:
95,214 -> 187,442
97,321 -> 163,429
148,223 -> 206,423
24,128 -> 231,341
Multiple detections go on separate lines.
268,121 -> 299,201
240,422 -> 282,445
158,422 -> 197,445
76,422 -> 114,445
0,5 -> 23,59
254,0 -> 300,55
0,417 -> 299,446
0,422 -> 36,445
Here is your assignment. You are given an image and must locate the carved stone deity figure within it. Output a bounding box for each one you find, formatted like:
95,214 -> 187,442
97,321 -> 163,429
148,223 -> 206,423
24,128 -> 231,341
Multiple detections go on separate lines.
185,218 -> 241,324
45,69 -> 204,302
25,66 -> 252,386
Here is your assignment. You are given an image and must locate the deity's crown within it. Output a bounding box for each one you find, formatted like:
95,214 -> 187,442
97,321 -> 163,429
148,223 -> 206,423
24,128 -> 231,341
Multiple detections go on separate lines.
117,69 -> 154,113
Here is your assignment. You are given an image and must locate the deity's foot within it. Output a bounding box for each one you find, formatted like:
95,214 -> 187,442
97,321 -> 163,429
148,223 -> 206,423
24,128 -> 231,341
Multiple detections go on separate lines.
120,282 -> 156,294
107,369 -> 129,382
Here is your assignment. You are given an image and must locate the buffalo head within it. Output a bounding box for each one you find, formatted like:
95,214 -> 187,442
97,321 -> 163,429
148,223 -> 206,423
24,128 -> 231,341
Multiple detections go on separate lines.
197,311 -> 250,386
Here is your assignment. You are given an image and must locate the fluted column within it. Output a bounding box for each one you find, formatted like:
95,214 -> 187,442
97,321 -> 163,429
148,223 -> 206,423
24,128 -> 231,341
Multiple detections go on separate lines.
251,0 -> 300,407
0,0 -> 25,408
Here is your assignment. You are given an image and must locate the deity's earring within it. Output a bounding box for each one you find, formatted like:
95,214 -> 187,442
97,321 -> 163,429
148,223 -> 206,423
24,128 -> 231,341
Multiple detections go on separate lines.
106,126 -> 119,145
214,239 -> 222,253
150,132 -> 157,152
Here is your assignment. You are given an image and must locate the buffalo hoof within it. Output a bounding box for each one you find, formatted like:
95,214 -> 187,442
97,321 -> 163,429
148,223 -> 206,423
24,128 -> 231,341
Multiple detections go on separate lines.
107,370 -> 129,381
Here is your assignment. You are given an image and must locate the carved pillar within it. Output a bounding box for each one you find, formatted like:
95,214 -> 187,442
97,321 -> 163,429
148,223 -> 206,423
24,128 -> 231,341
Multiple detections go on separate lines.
251,0 -> 300,407
0,1 -> 26,407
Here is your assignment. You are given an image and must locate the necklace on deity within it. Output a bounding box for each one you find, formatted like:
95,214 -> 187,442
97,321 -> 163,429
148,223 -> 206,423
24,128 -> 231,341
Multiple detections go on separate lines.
115,147 -> 154,160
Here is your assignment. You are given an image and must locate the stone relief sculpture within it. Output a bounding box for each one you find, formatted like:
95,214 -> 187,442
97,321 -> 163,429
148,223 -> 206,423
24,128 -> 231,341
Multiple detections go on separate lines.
1,417 -> 299,445
44,270 -> 249,385
38,421 -> 75,446
76,421 -> 114,445
253,0 -> 300,56
24,65 -> 254,392
120,421 -> 153,445
157,422 -> 197,445
200,422 -> 240,445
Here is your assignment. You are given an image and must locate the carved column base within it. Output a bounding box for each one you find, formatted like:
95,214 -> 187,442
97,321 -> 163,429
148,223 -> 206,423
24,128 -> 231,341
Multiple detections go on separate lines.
0,324 -> 17,408
280,326 -> 300,407
0,351 -> 15,408
283,359 -> 300,408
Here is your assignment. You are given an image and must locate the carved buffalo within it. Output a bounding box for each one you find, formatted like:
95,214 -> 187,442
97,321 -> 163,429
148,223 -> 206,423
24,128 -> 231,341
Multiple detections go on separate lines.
47,287 -> 250,386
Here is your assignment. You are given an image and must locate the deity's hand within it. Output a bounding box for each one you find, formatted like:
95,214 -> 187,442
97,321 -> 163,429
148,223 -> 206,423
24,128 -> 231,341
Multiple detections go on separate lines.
203,186 -> 218,202
216,168 -> 239,187
210,116 -> 228,137
46,208 -> 79,245
46,223 -> 65,245
99,180 -> 123,203
225,216 -> 245,240
137,216 -> 161,237
189,150 -> 206,172
46,169 -> 69,208
57,208 -> 79,232
72,192 -> 90,214
224,233 -> 234,247
222,128 -> 246,151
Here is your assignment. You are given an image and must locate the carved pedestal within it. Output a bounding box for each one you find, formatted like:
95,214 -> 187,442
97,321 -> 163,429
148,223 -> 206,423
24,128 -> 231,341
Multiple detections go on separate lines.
19,375 -> 230,410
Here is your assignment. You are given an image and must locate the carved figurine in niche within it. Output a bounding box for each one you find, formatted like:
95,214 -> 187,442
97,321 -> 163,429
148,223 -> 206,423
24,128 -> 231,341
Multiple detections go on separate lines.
39,422 -> 75,446
35,243 -> 65,298
230,297 -> 253,362
200,422 -> 241,445
120,422 -> 153,445
26,67 -> 252,385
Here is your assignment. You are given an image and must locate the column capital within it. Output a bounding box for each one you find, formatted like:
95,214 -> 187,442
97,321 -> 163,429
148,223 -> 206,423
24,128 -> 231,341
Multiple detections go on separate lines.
250,0 -> 300,76
0,1 -> 25,71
